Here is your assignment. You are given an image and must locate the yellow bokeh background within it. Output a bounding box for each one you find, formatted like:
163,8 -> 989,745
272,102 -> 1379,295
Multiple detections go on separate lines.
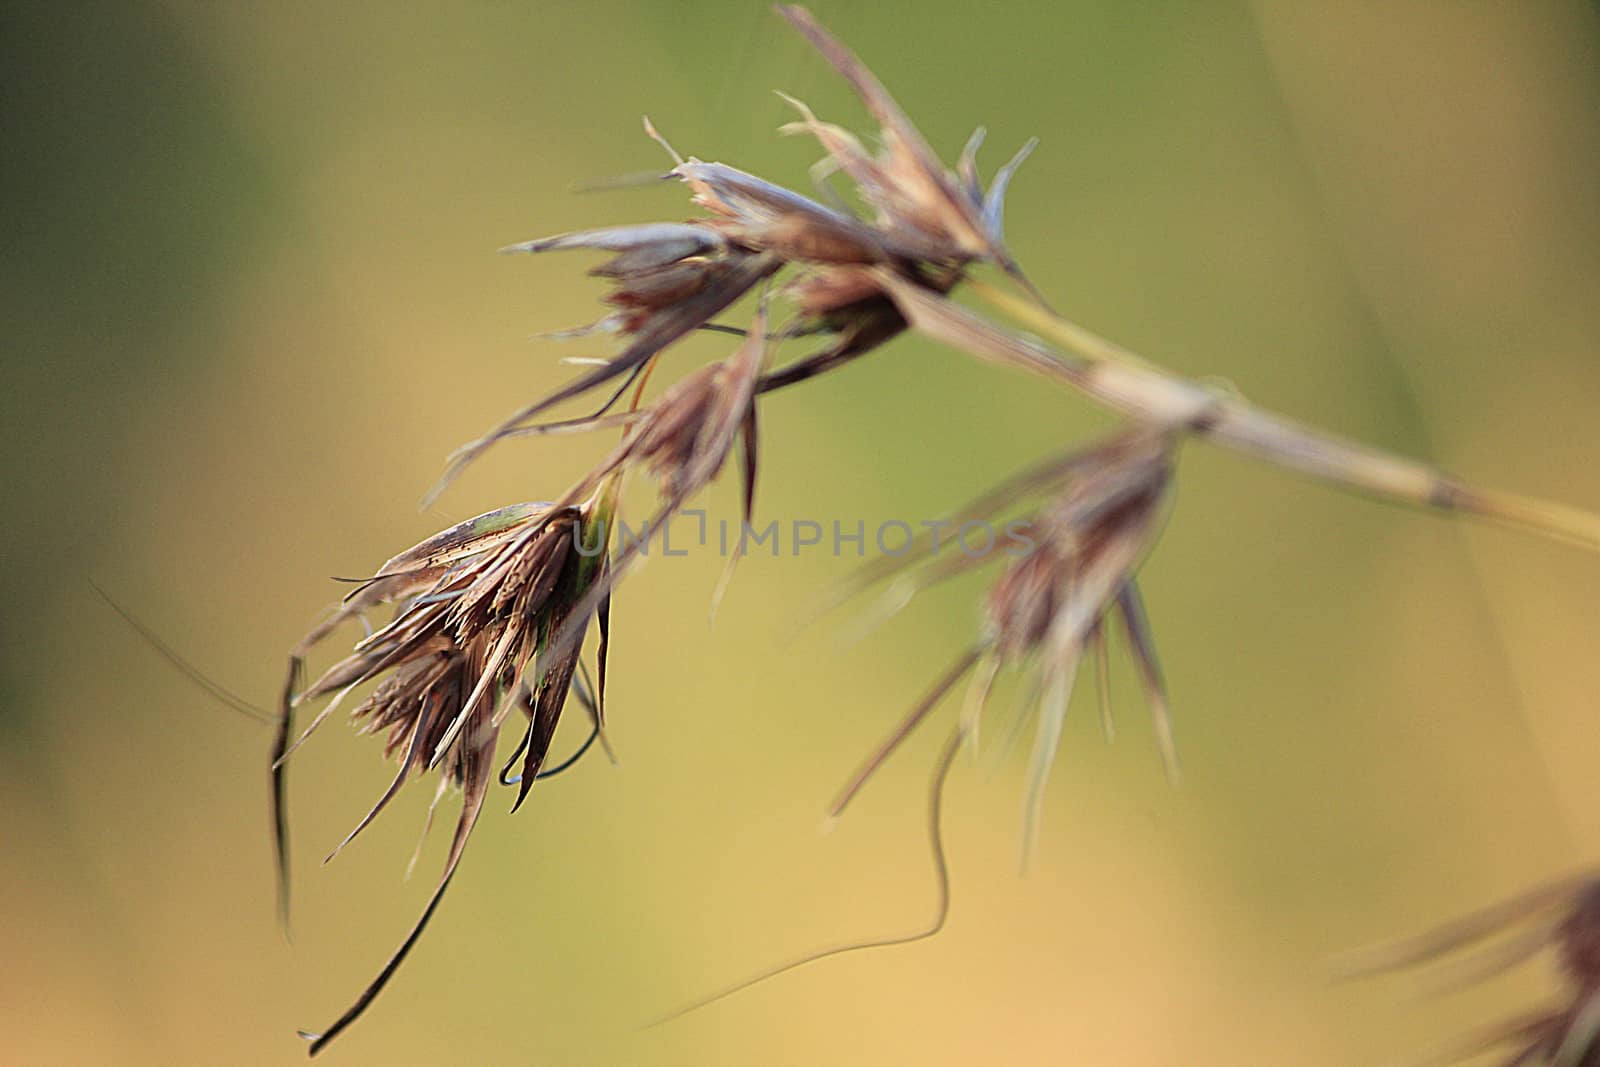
6,3 -> 1600,1063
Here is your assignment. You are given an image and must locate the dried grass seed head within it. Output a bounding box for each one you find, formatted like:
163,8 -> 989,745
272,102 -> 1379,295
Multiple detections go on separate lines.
616,299 -> 771,504
273,496 -> 613,1054
668,155 -> 897,265
524,306 -> 776,673
443,3 -> 1046,500
1338,871 -> 1600,1066
984,430 -> 1174,659
501,221 -> 763,340
775,4 -> 1036,275
827,427 -> 1180,856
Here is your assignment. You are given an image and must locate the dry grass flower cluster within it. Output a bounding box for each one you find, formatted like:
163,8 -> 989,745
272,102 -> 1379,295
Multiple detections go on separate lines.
267,5 -> 1600,1058
1337,873 -> 1600,1066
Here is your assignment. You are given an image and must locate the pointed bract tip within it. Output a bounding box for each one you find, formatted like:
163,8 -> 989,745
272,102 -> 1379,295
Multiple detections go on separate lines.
641,115 -> 684,166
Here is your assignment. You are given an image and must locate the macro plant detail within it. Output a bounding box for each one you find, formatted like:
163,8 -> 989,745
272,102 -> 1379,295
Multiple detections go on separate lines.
263,4 -> 1600,1058
1337,873 -> 1600,1066
274,494 -> 616,1054
823,427 -> 1179,864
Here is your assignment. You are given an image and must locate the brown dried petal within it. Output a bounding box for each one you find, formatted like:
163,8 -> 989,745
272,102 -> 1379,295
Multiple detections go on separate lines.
500,222 -> 726,272
672,159 -> 890,263
605,258 -> 726,309
1560,884 -> 1600,986
428,249 -> 780,504
1339,872 -> 1600,1066
778,5 -> 998,260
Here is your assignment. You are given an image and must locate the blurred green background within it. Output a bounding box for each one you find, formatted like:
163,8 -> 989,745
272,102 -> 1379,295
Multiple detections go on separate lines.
6,2 -> 1600,1063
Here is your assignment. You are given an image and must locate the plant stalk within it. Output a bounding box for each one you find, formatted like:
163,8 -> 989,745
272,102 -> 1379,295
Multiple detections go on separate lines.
885,270 -> 1600,552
